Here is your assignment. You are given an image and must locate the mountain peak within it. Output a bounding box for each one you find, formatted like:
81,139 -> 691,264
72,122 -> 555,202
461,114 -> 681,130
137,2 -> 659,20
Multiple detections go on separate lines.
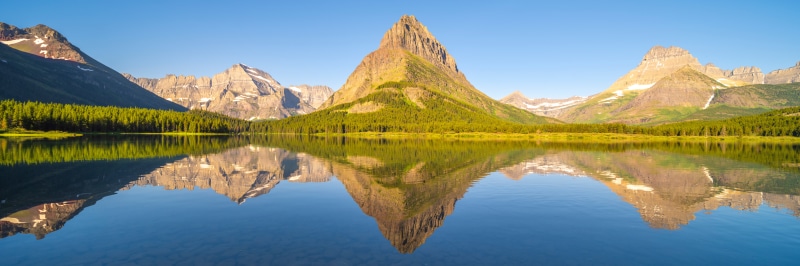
643,45 -> 692,61
508,90 -> 528,99
0,21 -> 93,65
379,15 -> 459,75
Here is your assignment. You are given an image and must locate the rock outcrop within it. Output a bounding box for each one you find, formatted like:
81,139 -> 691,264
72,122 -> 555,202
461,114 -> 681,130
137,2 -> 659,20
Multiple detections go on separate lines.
125,64 -> 333,120
378,15 -> 461,78
765,61 -> 800,84
724,66 -> 765,84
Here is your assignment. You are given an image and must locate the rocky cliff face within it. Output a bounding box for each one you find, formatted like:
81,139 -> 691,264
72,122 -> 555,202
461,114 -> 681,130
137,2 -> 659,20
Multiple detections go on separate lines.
125,64 -> 333,120
765,61 -> 800,84
131,146 -> 333,203
724,66 -> 765,84
378,15 -> 461,78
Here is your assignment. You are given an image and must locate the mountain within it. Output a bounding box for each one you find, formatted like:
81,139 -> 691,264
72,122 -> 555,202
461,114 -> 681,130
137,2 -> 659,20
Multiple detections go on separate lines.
499,91 -> 587,117
607,66 -> 725,124
602,46 -> 760,92
0,22 -> 184,110
507,45 -> 799,124
124,64 -> 333,120
765,61 -> 800,84
308,15 -> 552,127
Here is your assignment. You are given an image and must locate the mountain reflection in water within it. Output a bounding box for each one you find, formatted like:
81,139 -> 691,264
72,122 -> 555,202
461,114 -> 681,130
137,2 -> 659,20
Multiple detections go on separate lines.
499,149 -> 800,230
1,136 -> 799,255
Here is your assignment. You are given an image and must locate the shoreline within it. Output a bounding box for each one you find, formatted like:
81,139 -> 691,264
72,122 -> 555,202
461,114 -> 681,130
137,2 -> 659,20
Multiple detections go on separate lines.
261,132 -> 800,143
4,130 -> 799,143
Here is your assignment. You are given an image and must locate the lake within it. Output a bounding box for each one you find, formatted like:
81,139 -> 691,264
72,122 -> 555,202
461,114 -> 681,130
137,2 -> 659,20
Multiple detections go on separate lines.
1,135 -> 799,265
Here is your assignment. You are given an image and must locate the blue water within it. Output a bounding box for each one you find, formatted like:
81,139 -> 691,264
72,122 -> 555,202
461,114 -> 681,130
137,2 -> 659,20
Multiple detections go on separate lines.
1,137 -> 799,265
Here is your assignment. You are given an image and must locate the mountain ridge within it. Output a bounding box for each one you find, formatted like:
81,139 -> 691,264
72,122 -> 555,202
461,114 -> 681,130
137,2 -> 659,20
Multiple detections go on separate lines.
0,22 -> 184,111
502,45 -> 800,124
124,64 -> 333,120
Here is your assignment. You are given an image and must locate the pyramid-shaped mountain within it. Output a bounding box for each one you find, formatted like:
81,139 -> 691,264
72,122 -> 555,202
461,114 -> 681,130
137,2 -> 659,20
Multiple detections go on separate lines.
306,15 -> 552,129
0,22 -> 183,110
609,66 -> 725,124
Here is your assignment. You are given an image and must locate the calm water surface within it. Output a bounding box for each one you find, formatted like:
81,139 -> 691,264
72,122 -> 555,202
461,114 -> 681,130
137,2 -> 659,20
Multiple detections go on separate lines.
1,136 -> 799,265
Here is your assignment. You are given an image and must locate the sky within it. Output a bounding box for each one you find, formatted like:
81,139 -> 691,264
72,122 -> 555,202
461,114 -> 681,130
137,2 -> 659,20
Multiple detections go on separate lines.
2,0 -> 799,99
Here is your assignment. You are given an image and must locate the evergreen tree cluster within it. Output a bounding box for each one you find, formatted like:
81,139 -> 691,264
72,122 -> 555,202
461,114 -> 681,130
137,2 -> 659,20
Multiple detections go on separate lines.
2,98 -> 799,137
0,100 -> 248,133
648,107 -> 800,137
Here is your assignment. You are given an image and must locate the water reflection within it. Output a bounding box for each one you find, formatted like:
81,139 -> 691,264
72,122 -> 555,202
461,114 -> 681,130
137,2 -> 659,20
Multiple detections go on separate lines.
2,136 -> 800,255
0,158 -> 181,239
131,145 -> 332,203
500,149 -> 800,229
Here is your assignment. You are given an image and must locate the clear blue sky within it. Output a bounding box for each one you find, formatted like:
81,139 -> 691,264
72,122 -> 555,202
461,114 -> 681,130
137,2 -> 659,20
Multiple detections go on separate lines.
2,0 -> 798,99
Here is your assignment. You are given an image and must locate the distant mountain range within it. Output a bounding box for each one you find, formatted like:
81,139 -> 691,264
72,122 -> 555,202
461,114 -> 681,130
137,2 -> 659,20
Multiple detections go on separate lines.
0,22 -> 332,120
0,22 -> 184,110
501,46 -> 800,124
124,65 -> 333,120
3,19 -> 799,126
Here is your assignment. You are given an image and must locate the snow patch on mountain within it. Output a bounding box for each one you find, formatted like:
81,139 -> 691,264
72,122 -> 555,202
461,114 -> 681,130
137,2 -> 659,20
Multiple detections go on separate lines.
626,83 -> 655,90
1,38 -> 29,45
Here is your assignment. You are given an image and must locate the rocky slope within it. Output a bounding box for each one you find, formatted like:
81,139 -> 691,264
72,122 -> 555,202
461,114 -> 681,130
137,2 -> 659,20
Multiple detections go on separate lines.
316,15 -> 550,125
765,61 -> 800,84
0,22 -> 184,110
124,65 -> 333,120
